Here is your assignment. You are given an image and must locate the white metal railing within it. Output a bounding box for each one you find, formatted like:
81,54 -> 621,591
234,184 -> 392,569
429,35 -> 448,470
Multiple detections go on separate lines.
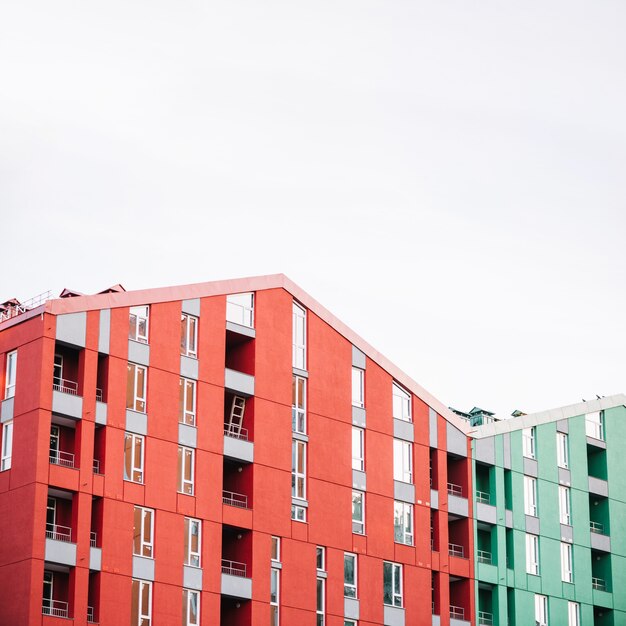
478,611 -> 494,625
477,550 -> 492,564
0,290 -> 51,323
46,523 -> 72,543
90,531 -> 97,547
224,425 -> 249,441
222,559 -> 247,577
53,378 -> 79,395
42,599 -> 69,618
96,388 -> 103,402
93,459 -> 102,474
223,490 -> 249,509
450,605 -> 465,620
87,605 -> 96,623
592,577 -> 607,591
590,521 -> 605,534
447,482 -> 463,497
50,448 -> 75,469
448,543 -> 465,558
476,490 -> 491,504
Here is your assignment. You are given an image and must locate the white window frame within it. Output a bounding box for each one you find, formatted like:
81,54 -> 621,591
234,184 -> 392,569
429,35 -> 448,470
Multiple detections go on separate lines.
180,314 -> 198,358
557,432 -> 569,469
270,567 -> 280,626
585,411 -> 604,441
132,579 -> 152,626
316,576 -> 326,626
292,302 -> 306,370
344,553 -> 357,598
124,432 -> 145,483
184,517 -> 201,567
392,382 -> 411,422
292,375 -> 306,434
352,490 -> 365,535
1,420 -> 13,471
559,486 -> 571,526
522,427 -> 535,459
316,546 -> 326,571
4,350 -> 17,399
179,378 -> 197,426
393,439 -> 413,484
271,536 -> 281,562
567,602 -> 580,626
383,561 -> 403,607
352,368 -> 364,408
525,533 -> 539,575
178,446 -> 195,495
534,594 -> 548,626
133,506 -> 154,558
524,475 -> 537,517
129,305 -> 149,344
127,363 -> 147,413
183,589 -> 200,626
291,503 -> 306,522
561,542 -> 573,583
292,440 -> 306,500
393,501 -> 413,546
226,292 -> 254,328
352,427 -> 364,472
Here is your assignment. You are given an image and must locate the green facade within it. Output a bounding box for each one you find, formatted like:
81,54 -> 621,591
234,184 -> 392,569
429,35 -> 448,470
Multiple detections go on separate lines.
471,402 -> 626,626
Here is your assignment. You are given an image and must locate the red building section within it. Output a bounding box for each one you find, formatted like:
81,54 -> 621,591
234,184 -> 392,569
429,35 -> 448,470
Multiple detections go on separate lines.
0,275 -> 476,626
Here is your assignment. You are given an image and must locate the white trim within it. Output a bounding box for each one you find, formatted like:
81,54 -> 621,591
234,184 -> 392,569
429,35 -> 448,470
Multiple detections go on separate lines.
178,446 -> 195,495
124,432 -> 144,483
185,517 -> 201,567
1,420 -> 13,471
4,350 -> 17,399
181,313 -> 198,358
133,506 -> 154,558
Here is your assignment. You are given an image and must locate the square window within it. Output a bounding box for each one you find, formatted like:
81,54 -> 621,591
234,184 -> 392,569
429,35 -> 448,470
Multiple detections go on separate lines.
180,314 -> 198,358
129,306 -> 149,344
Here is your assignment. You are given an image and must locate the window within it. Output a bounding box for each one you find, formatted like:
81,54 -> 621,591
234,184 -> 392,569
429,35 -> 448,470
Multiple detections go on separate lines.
129,306 -> 149,343
392,383 -> 411,422
316,577 -> 325,626
270,568 -> 280,626
226,292 -> 254,328
292,376 -> 306,434
352,427 -> 364,471
126,363 -> 147,413
383,562 -> 402,607
394,501 -> 413,545
352,368 -> 364,408
586,411 -> 604,441
345,622 -> 357,626
1,421 -> 13,471
393,439 -> 413,484
524,475 -> 537,516
292,302 -> 306,370
183,589 -> 200,626
316,546 -> 326,571
568,602 -> 580,626
179,378 -> 196,425
271,536 -> 280,562
184,518 -> 201,567
124,433 -> 144,483
525,533 -> 539,575
522,427 -> 535,459
53,353 -> 63,387
133,507 -> 154,557
534,594 -> 548,626
561,542 -> 573,583
559,486 -> 571,525
352,491 -> 365,534
180,314 -> 198,358
292,440 -> 306,500
557,432 -> 569,468
4,350 -> 17,398
344,553 -> 357,598
178,446 -> 195,495
291,504 -> 306,522
131,579 -> 152,626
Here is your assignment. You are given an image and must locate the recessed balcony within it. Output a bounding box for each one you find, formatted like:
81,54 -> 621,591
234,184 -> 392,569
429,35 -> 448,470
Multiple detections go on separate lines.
221,559 -> 252,600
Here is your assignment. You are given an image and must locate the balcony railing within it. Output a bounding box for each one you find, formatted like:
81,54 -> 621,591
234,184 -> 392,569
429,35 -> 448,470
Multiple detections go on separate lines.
448,543 -> 465,558
87,605 -> 96,623
223,490 -> 249,509
590,521 -> 605,534
222,559 -> 247,577
49,448 -> 75,469
447,482 -> 463,497
95,388 -> 103,402
450,605 -> 465,620
224,425 -> 249,441
42,599 -> 69,618
46,523 -> 72,543
477,550 -> 492,564
90,531 -> 97,547
53,378 -> 79,395
476,490 -> 491,504
93,459 -> 103,474
592,577 -> 607,591
478,611 -> 494,626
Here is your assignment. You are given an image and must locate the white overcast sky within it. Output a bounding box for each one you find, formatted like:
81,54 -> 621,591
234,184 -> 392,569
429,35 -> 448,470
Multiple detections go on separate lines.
1,1 -> 625,418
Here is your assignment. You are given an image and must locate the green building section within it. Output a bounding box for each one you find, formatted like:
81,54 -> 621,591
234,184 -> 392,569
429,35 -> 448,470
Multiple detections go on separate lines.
470,398 -> 626,626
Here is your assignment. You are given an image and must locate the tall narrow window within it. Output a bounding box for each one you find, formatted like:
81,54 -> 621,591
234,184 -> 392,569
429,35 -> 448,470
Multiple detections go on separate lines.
178,446 -> 195,495
559,486 -> 571,525
352,427 -> 364,471
270,567 -> 280,626
316,577 -> 325,626
4,350 -> 17,399
292,440 -> 306,500
568,602 -> 580,626
131,579 -> 152,626
129,306 -> 149,343
316,546 -> 326,571
522,427 -> 536,459
133,507 -> 154,557
585,411 -> 604,441
124,433 -> 144,483
525,533 -> 539,575
184,518 -> 201,567
344,553 -> 357,598
524,475 -> 537,516
179,378 -> 196,426
393,439 -> 413,484
126,363 -> 147,413
1,421 -> 13,471
352,491 -> 365,535
292,303 -> 306,370
561,542 -> 573,583
53,354 -> 63,387
271,536 -> 280,562
392,383 -> 411,422
383,562 -> 403,607
557,432 -> 569,468
226,293 -> 254,328
352,368 -> 364,408
42,570 -> 53,614
183,589 -> 200,626
292,376 -> 306,434
393,501 -> 413,545
534,594 -> 548,626
180,314 -> 198,358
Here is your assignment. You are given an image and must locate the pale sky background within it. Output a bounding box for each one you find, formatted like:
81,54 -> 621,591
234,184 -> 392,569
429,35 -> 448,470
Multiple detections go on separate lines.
1,1 -> 625,418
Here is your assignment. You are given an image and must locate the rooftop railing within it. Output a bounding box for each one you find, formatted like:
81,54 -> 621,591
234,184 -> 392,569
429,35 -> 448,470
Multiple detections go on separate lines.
222,559 -> 247,577
50,448 -> 75,469
223,490 -> 249,509
42,599 -> 69,618
0,290 -> 51,323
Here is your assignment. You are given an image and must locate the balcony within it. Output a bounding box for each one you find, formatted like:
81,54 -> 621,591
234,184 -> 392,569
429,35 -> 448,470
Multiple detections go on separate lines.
592,577 -> 607,591
477,550 -> 492,565
42,600 -> 69,618
476,490 -> 490,504
223,490 -> 249,509
478,611 -> 493,626
46,523 -> 72,542
448,483 -> 469,517
50,448 -> 75,469
223,427 -> 254,464
52,377 -> 83,420
221,559 -> 252,600
224,368 -> 255,397
87,606 -> 96,623
449,543 -> 466,559
45,523 -> 77,567
450,606 -> 465,620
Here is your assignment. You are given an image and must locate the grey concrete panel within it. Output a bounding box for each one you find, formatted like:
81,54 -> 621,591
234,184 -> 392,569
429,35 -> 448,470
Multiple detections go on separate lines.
523,457 -> 538,478
223,436 -> 254,463
183,566 -> 203,590
292,367 -> 309,378
586,436 -> 607,450
450,619 -> 471,626
588,477 -> 609,497
56,312 -> 87,348
128,340 -> 150,366
226,321 -> 256,338
126,410 -> 148,436
394,419 -> 414,442
430,489 -> 439,509
45,538 -> 77,567
556,419 -> 569,433
292,497 -> 309,508
590,532 -> 611,552
352,470 -> 367,491
525,515 -> 540,535
52,390 -> 83,420
133,556 -> 155,581
352,345 -> 366,369
558,468 -> 571,486
221,573 -> 252,599
293,432 -> 309,443
446,422 -> 467,457
224,369 -> 255,397
180,355 -> 199,380
432,616 -> 441,626
182,298 -> 201,317
505,510 -> 513,528
394,481 -> 415,504
98,309 -> 111,354
384,606 -> 405,626
90,547 -> 102,571
474,438 -> 495,466
178,424 -> 197,448
560,525 -> 573,543
429,408 -> 438,449
344,598 -> 360,620
448,495 -> 469,518
1,398 -> 14,423
352,406 -> 366,428
476,503 -> 497,525
95,401 -> 107,426
503,433 -> 511,469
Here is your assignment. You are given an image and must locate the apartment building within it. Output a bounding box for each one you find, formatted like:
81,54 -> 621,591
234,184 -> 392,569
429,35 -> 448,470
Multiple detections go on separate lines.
0,275 -> 477,626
